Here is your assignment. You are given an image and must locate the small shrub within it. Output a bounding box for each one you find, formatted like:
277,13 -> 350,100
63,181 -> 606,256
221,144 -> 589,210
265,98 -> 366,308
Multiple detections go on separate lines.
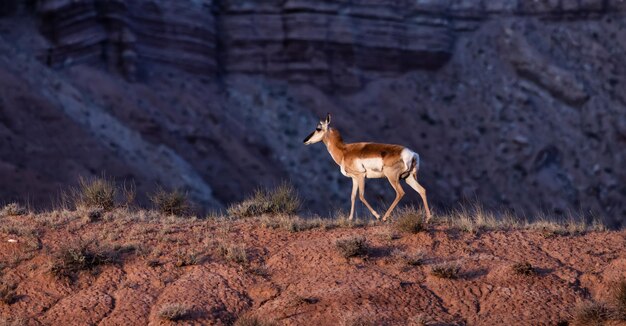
248,265 -> 270,277
159,303 -> 192,321
0,283 -> 17,305
50,242 -> 113,279
218,243 -> 248,265
572,301 -> 609,326
174,250 -> 199,267
335,236 -> 367,258
0,203 -> 27,217
430,262 -> 460,279
234,313 -> 276,326
228,182 -> 300,218
393,249 -> 425,266
82,208 -> 103,223
394,207 -> 426,234
512,262 -> 536,276
379,228 -> 400,241
150,188 -> 189,216
75,177 -> 116,211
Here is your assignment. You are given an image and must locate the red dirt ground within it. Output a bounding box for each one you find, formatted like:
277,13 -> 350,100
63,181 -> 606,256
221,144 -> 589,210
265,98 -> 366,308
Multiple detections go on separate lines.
0,211 -> 625,325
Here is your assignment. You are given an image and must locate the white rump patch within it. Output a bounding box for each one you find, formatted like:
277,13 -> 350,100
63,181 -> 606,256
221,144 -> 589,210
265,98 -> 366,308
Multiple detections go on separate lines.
401,148 -> 419,173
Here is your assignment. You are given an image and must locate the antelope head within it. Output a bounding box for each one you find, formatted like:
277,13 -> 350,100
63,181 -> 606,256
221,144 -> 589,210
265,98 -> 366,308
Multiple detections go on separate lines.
303,113 -> 331,145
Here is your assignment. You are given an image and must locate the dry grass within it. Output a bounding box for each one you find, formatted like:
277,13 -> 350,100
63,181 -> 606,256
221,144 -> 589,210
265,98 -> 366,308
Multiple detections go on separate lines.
394,206 -> 426,234
174,249 -> 200,267
612,279 -> 626,320
74,176 -> 117,211
218,242 -> 248,265
393,249 -> 425,266
527,217 -> 606,237
234,313 -> 276,326
430,262 -> 460,279
228,182 -> 300,218
260,214 -> 329,232
150,188 -> 190,216
439,205 -> 511,233
378,228 -> 400,241
512,262 -> 536,276
50,241 -> 114,279
0,283 -> 18,305
335,236 -> 367,258
438,204 -> 607,235
0,203 -> 27,217
572,301 -> 610,326
158,303 -> 192,321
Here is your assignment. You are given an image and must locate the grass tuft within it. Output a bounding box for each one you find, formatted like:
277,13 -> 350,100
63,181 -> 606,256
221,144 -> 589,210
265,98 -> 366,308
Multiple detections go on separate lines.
572,301 -> 609,326
218,242 -> 248,265
158,303 -> 192,321
335,236 -> 367,258
430,262 -> 460,279
50,241 -> 113,279
150,187 -> 190,216
228,182 -> 300,218
174,250 -> 199,267
512,262 -> 536,276
393,249 -> 425,266
0,203 -> 27,217
74,177 -> 117,211
394,206 -> 426,234
260,214 -> 326,232
74,176 -> 116,211
0,283 -> 18,305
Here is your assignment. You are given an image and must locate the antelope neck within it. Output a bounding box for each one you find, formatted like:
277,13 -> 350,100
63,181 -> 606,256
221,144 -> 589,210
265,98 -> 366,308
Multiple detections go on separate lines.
323,128 -> 345,166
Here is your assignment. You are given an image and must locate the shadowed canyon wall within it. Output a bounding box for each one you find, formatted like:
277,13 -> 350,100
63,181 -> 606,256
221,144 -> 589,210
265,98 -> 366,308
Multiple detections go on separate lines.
0,0 -> 625,226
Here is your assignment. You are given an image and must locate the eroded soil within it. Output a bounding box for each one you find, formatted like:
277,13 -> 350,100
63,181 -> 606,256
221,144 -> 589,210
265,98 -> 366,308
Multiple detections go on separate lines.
0,212 -> 625,325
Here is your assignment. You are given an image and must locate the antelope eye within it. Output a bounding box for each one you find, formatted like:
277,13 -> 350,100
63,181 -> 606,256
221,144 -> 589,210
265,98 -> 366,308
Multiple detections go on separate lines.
316,128 -> 322,131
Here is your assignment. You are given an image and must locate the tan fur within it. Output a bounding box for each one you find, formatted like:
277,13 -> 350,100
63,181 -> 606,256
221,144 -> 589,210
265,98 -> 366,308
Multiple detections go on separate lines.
318,127 -> 432,222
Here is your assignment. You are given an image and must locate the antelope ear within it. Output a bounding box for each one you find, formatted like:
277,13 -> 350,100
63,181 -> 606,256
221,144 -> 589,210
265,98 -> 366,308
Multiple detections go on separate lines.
325,113 -> 331,124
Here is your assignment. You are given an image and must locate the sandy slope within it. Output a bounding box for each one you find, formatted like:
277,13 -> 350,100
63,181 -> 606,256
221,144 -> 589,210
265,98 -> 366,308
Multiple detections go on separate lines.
0,212 -> 624,325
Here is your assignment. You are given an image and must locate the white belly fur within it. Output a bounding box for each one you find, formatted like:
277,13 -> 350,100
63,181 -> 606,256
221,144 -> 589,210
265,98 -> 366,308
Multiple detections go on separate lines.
355,157 -> 384,178
341,149 -> 419,178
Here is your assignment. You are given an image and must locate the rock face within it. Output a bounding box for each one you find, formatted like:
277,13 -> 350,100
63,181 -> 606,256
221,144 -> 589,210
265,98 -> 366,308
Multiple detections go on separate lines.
38,0 -> 217,80
218,0 -> 454,89
37,0 -> 454,88
1,0 -> 626,226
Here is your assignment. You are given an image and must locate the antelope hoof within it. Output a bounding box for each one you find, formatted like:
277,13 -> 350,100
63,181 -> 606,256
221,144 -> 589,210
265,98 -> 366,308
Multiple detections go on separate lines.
373,213 -> 381,220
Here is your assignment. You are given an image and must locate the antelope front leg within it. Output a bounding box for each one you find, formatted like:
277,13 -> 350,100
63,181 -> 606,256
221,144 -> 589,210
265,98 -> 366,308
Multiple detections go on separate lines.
357,176 -> 380,220
349,177 -> 358,220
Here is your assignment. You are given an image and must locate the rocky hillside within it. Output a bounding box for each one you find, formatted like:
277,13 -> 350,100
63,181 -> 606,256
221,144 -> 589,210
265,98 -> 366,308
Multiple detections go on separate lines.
0,1 -> 625,226
0,209 -> 625,325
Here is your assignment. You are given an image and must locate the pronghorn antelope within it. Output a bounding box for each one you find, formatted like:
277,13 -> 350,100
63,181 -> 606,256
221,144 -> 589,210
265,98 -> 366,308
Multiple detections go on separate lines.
303,114 -> 431,222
